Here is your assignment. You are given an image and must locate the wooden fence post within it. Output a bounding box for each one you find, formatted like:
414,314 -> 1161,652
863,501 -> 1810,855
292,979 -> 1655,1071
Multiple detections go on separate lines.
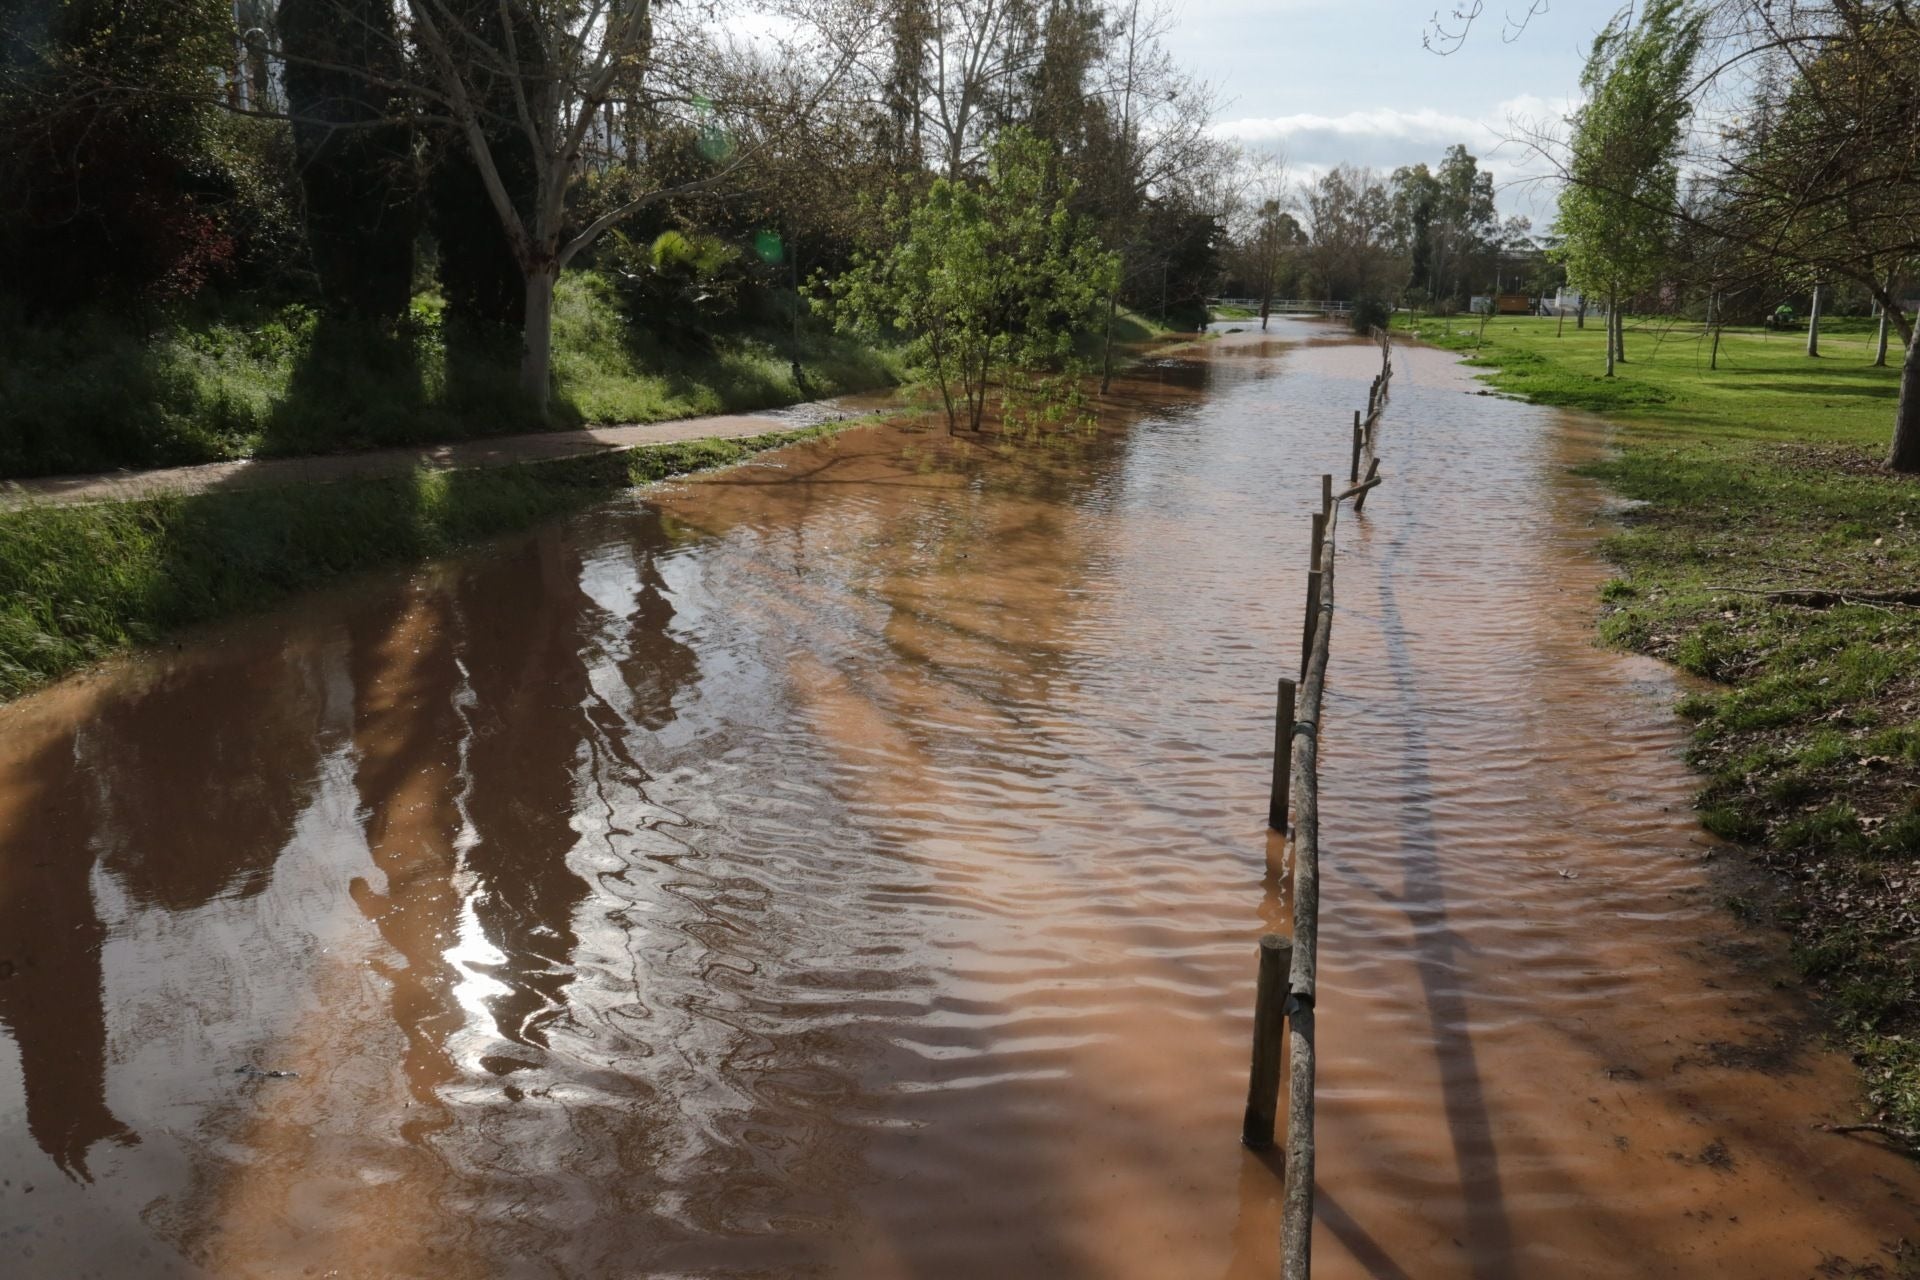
1300,570 -> 1322,677
1242,933 -> 1295,1149
1268,678 -> 1296,831
1349,413 -> 1363,484
1353,457 -> 1381,514
1320,473 -> 1333,516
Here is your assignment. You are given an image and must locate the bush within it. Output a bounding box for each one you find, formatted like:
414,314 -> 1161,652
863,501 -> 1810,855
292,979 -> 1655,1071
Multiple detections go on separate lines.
605,228 -> 751,350
1350,297 -> 1392,333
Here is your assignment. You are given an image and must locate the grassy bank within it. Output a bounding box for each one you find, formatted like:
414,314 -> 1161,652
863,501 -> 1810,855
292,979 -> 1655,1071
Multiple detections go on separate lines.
1402,312 -> 1920,1136
0,272 -> 903,479
0,423 -> 849,702
0,296 -> 1185,705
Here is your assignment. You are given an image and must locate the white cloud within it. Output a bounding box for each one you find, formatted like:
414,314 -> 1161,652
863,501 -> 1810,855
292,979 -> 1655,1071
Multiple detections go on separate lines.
1210,94 -> 1579,219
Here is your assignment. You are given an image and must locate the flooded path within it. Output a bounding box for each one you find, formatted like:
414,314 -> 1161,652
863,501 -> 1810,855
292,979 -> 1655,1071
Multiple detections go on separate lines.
3,326 -> 1915,1277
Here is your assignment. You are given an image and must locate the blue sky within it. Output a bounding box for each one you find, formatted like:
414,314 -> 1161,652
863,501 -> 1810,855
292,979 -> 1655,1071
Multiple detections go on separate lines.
1166,0 -> 1599,221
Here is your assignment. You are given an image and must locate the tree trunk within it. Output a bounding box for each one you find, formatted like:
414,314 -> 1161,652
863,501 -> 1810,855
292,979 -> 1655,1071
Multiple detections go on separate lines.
1875,273 -> 1894,367
1576,299 -> 1586,330
1605,289 -> 1617,378
1099,287 -> 1119,393
1891,323 -> 1920,473
1709,291 -> 1720,370
521,265 -> 557,413
1615,293 -> 1627,364
1806,280 -> 1823,356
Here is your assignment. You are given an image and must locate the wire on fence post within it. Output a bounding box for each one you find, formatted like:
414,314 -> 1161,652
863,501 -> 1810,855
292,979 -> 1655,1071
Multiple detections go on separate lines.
1242,933 -> 1294,1149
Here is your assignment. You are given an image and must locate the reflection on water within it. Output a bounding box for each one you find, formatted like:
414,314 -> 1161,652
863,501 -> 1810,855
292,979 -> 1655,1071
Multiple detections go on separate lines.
0,328 -> 1916,1277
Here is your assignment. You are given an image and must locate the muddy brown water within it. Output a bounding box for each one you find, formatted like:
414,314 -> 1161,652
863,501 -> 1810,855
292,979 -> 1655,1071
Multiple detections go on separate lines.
2,327 -> 1915,1278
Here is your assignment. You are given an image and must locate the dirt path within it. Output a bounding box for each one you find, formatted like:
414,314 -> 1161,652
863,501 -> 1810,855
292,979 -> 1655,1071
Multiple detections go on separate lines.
0,393 -> 892,509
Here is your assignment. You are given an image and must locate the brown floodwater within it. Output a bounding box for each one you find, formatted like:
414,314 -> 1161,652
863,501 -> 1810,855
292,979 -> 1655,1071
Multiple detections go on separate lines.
2,326 -> 1916,1278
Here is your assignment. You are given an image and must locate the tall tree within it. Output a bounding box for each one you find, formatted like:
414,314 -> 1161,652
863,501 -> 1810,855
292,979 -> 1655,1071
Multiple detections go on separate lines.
399,0 -> 862,410
1230,155 -> 1298,328
1553,0 -> 1703,376
1301,165 -> 1395,303
280,0 -> 416,321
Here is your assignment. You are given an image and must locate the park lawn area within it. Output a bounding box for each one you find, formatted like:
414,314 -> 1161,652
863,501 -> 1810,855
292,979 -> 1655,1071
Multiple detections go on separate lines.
1403,312 -> 1920,1137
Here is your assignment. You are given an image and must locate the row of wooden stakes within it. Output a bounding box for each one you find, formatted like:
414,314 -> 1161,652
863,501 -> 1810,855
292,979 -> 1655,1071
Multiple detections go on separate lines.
1243,326 -> 1393,1280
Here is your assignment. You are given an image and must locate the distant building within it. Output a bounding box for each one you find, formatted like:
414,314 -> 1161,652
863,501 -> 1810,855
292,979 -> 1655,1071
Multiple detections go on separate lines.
1471,294 -> 1540,316
1541,288 -> 1589,317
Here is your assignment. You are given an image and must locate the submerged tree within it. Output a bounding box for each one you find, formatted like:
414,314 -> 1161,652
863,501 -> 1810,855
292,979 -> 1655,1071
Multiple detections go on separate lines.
829,127 -> 1117,432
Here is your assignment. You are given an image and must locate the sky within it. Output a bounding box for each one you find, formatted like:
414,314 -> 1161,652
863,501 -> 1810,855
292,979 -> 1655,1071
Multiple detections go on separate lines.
1165,0 -> 1601,224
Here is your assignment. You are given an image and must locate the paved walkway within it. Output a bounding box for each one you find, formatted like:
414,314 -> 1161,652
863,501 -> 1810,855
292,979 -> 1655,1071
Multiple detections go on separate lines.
0,392 -> 896,510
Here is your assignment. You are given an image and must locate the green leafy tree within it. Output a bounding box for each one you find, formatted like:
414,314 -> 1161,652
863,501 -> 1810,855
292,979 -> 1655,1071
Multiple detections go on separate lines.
829,127 -> 1118,433
0,0 -> 238,310
1554,0 -> 1704,376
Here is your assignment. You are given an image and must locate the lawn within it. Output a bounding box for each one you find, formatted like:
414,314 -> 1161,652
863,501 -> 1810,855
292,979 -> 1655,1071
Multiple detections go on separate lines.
0,273 -> 905,480
1402,311 -> 1920,1139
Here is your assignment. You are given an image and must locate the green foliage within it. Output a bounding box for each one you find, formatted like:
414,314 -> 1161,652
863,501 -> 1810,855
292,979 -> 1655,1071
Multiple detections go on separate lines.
0,0 -> 246,309
1554,0 -> 1705,302
1388,146 -> 1500,310
0,274 -> 900,477
827,128 -> 1119,432
605,227 -> 752,349
1349,298 -> 1391,333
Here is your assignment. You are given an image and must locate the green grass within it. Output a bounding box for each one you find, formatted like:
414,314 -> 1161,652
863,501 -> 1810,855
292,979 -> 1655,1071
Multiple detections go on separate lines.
0,273 -> 903,479
1209,304 -> 1258,321
0,421 -> 852,701
1400,312 -> 1920,1136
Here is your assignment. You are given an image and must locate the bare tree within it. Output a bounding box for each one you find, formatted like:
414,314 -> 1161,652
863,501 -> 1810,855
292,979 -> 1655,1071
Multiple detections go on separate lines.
1228,153 -> 1295,329
389,0 -> 872,410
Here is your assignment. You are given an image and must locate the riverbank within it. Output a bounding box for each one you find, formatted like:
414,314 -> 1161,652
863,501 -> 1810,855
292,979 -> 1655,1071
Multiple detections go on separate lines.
0,421 -> 862,702
0,306 -> 1187,703
1400,312 -> 1920,1142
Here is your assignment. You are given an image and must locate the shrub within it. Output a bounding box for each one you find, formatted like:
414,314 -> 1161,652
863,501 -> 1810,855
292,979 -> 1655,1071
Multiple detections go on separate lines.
1350,297 -> 1392,333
